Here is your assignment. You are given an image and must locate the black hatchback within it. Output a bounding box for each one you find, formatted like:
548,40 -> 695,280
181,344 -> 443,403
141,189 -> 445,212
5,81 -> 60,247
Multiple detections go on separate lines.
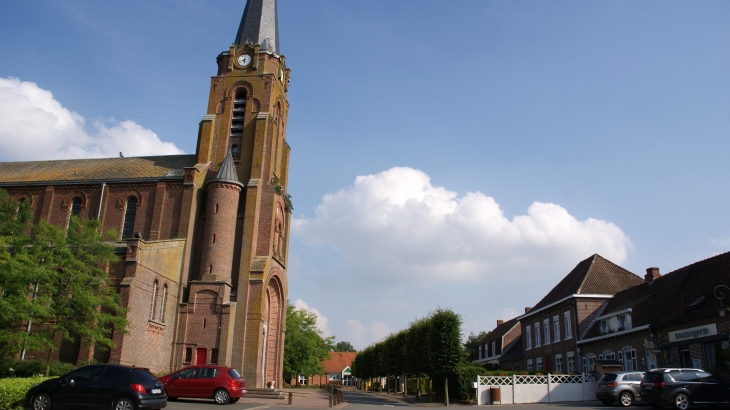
24,364 -> 167,410
640,368 -> 729,410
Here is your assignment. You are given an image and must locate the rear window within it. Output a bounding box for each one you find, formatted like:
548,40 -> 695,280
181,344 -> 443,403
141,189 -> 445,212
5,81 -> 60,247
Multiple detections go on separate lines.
599,374 -> 617,382
227,369 -> 242,379
642,372 -> 663,383
131,369 -> 158,383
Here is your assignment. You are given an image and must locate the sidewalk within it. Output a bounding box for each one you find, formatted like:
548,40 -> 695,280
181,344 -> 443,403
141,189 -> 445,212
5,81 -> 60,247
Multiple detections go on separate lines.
235,388 -> 348,408
345,390 -> 475,407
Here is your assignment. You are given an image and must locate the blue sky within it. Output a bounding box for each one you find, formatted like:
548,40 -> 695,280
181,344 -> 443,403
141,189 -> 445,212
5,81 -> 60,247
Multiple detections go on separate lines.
1,1 -> 729,349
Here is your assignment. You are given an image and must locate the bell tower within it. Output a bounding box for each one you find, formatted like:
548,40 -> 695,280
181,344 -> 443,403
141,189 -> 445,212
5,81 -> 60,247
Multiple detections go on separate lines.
183,0 -> 290,388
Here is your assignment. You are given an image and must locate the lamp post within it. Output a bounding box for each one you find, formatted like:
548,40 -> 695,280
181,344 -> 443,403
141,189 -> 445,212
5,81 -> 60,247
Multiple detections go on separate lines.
714,285 -> 730,317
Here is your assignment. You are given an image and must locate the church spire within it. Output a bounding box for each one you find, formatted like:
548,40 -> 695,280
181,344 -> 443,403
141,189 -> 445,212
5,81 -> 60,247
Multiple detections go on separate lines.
234,0 -> 280,55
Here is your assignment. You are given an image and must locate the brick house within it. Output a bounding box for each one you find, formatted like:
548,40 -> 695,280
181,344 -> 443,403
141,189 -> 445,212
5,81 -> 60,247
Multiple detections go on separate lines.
291,352 -> 358,387
517,254 -> 644,373
579,251 -> 730,376
474,318 -> 521,368
0,0 -> 292,388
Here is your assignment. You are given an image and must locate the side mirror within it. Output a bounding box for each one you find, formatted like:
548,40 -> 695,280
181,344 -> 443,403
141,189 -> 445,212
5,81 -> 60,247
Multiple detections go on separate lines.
171,374 -> 178,380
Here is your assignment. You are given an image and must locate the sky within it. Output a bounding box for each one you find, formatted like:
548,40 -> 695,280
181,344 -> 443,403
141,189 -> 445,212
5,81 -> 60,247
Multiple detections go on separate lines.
1,1 -> 729,350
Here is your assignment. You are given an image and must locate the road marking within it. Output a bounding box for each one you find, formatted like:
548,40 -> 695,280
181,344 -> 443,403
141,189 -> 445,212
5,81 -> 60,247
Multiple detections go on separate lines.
246,405 -> 273,410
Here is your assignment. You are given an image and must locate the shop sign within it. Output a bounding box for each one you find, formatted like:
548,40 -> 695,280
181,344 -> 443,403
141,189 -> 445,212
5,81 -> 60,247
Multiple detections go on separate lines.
668,323 -> 717,343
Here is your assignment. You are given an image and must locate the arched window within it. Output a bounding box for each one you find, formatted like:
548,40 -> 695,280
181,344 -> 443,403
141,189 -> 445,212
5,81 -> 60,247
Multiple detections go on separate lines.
122,196 -> 137,239
230,89 -> 246,138
70,197 -> 82,217
231,145 -> 239,159
149,280 -> 158,320
158,284 -> 168,323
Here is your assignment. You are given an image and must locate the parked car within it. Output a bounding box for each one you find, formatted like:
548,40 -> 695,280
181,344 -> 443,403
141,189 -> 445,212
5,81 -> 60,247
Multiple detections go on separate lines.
640,368 -> 729,410
596,371 -> 646,406
157,365 -> 246,405
24,364 -> 167,410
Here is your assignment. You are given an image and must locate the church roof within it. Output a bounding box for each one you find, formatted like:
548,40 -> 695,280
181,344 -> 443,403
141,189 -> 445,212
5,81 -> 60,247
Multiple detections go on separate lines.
0,155 -> 197,185
234,0 -> 280,54
209,151 -> 242,186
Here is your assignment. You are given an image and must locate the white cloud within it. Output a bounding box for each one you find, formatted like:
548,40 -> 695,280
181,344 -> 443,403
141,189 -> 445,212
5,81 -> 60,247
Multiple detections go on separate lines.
0,77 -> 184,161
293,299 -> 333,337
345,319 -> 392,350
293,166 -> 632,288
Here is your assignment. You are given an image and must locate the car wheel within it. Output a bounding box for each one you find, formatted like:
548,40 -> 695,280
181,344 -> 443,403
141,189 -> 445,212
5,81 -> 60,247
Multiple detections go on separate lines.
230,398 -> 240,404
32,393 -> 52,410
673,393 -> 689,410
213,389 -> 230,405
619,392 -> 634,407
601,399 -> 614,406
114,397 -> 135,410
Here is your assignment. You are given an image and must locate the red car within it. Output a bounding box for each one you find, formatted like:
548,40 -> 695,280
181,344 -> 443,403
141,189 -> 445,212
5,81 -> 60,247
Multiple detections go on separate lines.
158,366 -> 246,405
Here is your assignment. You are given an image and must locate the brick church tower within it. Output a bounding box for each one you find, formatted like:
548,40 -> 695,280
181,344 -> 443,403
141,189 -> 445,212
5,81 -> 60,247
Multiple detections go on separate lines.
176,0 -> 291,388
0,0 -> 290,388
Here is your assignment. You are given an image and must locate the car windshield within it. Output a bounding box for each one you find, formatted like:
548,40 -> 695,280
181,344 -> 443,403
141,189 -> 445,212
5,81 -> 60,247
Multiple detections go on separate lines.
227,369 -> 242,379
642,372 -> 663,382
599,374 -> 617,382
131,369 -> 158,383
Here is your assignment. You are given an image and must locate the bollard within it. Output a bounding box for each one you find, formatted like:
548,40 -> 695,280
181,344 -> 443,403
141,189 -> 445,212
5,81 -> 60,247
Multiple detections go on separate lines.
329,395 -> 332,407
288,392 -> 293,405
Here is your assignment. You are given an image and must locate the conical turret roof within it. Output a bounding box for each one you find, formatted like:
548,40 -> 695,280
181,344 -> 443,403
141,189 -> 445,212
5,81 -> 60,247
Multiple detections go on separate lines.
210,151 -> 243,187
234,0 -> 280,55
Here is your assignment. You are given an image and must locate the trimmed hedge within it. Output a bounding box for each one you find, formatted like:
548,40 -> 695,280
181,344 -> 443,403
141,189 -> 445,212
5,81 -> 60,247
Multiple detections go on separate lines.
0,377 -> 51,410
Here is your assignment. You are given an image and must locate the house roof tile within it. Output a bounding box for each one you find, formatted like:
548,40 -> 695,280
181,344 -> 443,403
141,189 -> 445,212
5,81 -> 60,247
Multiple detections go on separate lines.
323,351 -> 357,373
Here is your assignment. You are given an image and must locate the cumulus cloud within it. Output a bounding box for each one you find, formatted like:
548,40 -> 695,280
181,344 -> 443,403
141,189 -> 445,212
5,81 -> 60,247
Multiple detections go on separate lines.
293,299 -> 333,337
0,77 -> 184,161
345,319 -> 392,350
293,167 -> 632,287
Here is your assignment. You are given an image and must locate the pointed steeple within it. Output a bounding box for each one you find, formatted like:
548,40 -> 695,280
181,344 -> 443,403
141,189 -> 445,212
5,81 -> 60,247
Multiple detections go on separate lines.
210,151 -> 243,187
234,0 -> 280,55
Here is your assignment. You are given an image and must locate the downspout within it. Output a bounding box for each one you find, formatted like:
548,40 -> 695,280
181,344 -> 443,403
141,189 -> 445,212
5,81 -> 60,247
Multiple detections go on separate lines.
97,182 -> 107,220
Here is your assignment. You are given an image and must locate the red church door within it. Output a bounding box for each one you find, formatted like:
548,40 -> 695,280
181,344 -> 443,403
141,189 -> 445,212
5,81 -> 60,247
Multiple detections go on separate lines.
196,348 -> 207,365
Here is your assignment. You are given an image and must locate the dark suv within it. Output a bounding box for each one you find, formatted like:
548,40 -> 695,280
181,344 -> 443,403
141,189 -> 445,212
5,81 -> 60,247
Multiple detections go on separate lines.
640,368 -> 729,409
24,364 -> 167,410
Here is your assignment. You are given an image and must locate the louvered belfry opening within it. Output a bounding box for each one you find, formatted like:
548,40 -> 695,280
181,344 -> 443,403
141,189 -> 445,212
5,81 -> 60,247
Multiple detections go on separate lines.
230,89 -> 246,138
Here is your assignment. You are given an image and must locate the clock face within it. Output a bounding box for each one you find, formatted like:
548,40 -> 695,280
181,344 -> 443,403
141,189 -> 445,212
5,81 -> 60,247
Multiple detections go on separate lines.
237,54 -> 251,67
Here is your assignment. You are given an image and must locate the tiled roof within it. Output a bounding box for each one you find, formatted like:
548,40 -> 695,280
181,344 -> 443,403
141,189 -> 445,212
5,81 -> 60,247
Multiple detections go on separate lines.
479,317 -> 519,345
499,335 -> 522,361
582,250 -> 730,339
323,351 -> 357,373
531,254 -> 644,311
0,155 -> 197,184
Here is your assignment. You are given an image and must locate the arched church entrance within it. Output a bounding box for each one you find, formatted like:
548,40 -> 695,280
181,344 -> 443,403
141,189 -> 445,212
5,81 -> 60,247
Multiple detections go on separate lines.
263,275 -> 283,387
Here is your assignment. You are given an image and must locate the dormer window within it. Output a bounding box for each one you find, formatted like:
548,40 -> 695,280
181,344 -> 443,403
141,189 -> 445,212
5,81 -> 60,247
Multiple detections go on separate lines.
230,89 -> 246,138
600,320 -> 608,334
618,315 -> 627,330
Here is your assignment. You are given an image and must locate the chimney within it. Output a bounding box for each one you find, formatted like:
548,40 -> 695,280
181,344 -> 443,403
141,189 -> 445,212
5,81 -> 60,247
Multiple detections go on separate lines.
525,307 -> 532,314
645,267 -> 660,283
497,320 -> 504,326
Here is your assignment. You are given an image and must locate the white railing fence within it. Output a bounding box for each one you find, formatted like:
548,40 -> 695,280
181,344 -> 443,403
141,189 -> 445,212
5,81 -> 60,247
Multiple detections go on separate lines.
476,373 -> 597,405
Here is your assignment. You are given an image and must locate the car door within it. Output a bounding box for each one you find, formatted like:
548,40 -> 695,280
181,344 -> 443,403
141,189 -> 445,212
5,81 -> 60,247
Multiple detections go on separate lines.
167,367 -> 199,397
58,366 -> 106,409
194,367 -> 219,398
96,366 -> 132,408
697,372 -> 723,403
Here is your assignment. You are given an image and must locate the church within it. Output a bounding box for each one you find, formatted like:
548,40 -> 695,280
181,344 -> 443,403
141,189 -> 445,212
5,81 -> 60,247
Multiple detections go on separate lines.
0,0 -> 290,388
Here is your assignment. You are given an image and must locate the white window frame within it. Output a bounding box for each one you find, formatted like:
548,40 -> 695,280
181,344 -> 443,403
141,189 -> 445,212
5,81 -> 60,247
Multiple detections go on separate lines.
527,359 -> 533,372
536,357 -> 543,371
491,340 -> 496,357
600,320 -> 608,333
534,323 -> 541,347
555,354 -> 563,373
543,318 -> 550,345
526,328 -> 532,350
552,315 -> 560,342
567,351 -> 575,373
564,311 -> 572,339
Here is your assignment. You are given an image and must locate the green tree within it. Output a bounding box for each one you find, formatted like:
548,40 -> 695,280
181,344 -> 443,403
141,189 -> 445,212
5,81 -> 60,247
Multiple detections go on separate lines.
283,302 -> 335,382
0,190 -> 127,375
334,340 -> 356,352
429,308 -> 463,406
463,330 -> 488,361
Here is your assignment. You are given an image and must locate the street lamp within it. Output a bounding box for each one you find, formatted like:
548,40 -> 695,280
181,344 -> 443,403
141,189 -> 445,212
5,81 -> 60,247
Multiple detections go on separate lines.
714,285 -> 730,317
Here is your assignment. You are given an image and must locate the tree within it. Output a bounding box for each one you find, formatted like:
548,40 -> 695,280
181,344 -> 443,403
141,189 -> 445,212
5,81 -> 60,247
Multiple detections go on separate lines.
463,330 -> 488,361
0,189 -> 128,375
283,302 -> 335,382
334,340 -> 356,352
429,308 -> 463,406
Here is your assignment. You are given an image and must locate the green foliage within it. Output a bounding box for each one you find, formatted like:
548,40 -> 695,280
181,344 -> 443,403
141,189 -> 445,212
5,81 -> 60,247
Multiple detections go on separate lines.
283,302 -> 335,381
0,358 -> 76,379
333,341 -> 356,352
284,194 -> 294,212
0,376 -> 51,410
462,331 -> 488,361
429,309 -> 462,377
0,189 -> 128,375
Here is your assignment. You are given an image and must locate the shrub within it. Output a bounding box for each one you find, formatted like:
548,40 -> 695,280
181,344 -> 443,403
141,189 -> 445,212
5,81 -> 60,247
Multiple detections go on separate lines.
0,376 -> 51,410
49,362 -> 76,377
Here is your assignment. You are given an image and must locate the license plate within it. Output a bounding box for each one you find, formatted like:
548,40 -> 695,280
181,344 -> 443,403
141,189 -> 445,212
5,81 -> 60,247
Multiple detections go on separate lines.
643,386 -> 651,390
151,388 -> 162,394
